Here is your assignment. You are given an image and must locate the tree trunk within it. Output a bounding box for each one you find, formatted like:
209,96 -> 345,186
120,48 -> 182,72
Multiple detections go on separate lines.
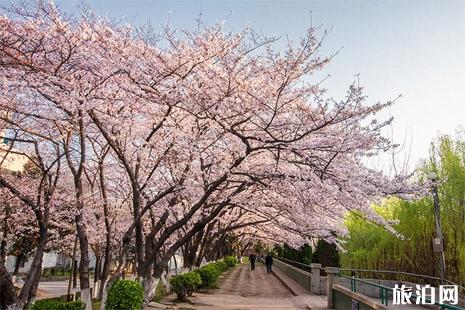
73,259 -> 78,289
160,271 -> 170,292
13,254 -> 24,277
0,215 -> 8,265
160,264 -> 171,293
0,264 -> 17,310
173,255 -> 178,275
98,241 -> 111,299
194,236 -> 208,267
99,256 -> 126,310
27,268 -> 42,306
139,258 -> 155,304
94,255 -> 101,283
99,274 -> 118,310
0,214 -> 17,309
140,275 -> 160,305
11,254 -> 24,284
15,224 -> 47,309
139,258 -> 167,305
182,244 -> 190,269
93,254 -> 101,299
76,213 -> 92,310
98,159 -> 113,300
164,265 -> 171,293
132,186 -> 144,276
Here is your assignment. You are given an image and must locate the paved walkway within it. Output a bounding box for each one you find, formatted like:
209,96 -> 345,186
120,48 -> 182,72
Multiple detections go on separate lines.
153,264 -> 308,309
35,280 -> 97,299
217,263 -> 292,298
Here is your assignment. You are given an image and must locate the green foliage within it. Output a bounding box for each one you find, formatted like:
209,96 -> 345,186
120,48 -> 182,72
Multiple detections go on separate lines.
152,280 -> 167,303
275,243 -> 312,270
224,256 -> 238,267
214,260 -> 228,272
32,298 -> 85,310
342,198 -> 436,278
312,239 -> 340,268
92,300 -> 101,310
170,272 -> 202,301
254,242 -> 265,253
42,267 -> 70,277
105,279 -> 144,310
342,135 -> 465,285
8,235 -> 35,260
194,264 -> 220,288
169,258 -> 236,300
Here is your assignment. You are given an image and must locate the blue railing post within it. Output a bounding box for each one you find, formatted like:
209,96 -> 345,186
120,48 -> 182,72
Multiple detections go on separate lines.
380,287 -> 384,304
381,287 -> 389,305
351,276 -> 357,292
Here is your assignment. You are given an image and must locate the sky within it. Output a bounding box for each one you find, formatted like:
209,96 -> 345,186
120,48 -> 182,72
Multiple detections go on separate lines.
4,0 -> 465,173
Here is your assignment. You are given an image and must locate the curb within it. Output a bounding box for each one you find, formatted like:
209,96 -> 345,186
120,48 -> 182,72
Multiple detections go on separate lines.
270,269 -> 315,309
272,268 -> 328,310
270,269 -> 298,296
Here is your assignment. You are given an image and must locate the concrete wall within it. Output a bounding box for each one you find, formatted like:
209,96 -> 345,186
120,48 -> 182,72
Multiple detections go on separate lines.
335,277 -> 401,298
5,253 -> 61,274
0,146 -> 29,172
320,276 -> 327,295
273,258 -> 312,292
5,251 -> 97,275
333,284 -> 387,310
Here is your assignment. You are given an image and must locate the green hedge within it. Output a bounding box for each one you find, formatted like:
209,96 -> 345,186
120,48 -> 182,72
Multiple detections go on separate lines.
214,260 -> 228,272
171,258 -> 236,300
42,267 -> 71,277
194,264 -> 220,288
170,272 -> 202,301
32,298 -> 85,310
106,279 -> 144,310
224,256 -> 238,267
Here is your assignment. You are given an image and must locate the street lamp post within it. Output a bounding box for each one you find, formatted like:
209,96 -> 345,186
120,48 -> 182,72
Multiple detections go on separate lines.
428,172 -> 446,285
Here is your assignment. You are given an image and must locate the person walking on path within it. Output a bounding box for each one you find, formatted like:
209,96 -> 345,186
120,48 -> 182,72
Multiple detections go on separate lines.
265,253 -> 273,274
249,253 -> 257,271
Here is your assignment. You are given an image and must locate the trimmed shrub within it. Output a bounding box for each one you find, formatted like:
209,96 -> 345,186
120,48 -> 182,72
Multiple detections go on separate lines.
105,279 -> 144,310
224,256 -> 237,267
32,298 -> 85,310
214,260 -> 228,272
170,272 -> 202,301
194,264 -> 220,288
209,263 -> 221,273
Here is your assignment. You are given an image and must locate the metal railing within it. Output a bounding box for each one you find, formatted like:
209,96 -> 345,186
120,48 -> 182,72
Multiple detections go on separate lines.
339,267 -> 465,291
275,257 -> 312,272
341,275 -> 392,306
340,275 -> 463,310
277,257 -> 465,309
278,257 -> 464,290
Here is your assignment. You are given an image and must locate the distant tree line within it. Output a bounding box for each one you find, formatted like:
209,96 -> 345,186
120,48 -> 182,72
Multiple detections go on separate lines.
275,240 -> 340,272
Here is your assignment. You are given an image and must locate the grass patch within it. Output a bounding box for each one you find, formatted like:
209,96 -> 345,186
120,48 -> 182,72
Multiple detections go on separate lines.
91,300 -> 101,310
153,280 -> 168,302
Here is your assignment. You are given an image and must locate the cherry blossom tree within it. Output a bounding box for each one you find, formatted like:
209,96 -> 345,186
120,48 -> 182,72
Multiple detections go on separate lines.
0,1 -> 422,308
0,116 -> 66,309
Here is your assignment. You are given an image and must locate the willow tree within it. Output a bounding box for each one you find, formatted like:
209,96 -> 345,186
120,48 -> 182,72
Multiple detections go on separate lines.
342,134 -> 465,285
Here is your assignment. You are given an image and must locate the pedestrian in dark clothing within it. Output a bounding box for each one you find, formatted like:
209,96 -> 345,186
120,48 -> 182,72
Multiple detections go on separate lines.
265,253 -> 273,274
249,253 -> 257,271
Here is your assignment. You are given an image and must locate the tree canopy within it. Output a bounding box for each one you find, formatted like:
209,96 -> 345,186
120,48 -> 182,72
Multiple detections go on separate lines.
0,1 -> 418,308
